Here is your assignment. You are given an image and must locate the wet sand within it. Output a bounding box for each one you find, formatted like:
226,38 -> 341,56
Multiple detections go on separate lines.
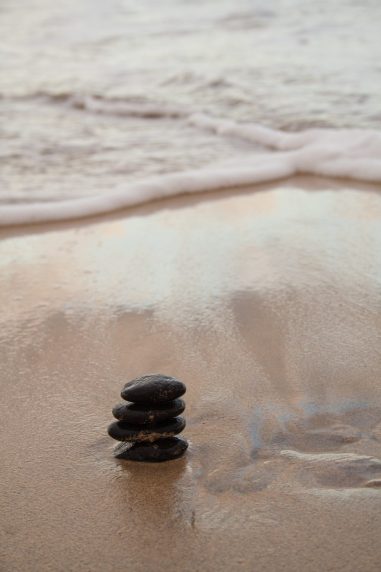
1,177 -> 381,572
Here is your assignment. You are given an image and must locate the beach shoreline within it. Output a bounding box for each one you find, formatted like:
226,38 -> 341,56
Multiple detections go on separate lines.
1,178 -> 381,571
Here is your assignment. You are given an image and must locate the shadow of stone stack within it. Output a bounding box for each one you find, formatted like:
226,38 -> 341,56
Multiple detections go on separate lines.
108,374 -> 188,462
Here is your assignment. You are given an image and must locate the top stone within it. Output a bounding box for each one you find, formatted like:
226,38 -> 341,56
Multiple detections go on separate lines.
121,374 -> 186,404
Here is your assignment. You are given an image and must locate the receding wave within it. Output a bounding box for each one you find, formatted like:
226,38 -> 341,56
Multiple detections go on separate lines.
1,113 -> 380,226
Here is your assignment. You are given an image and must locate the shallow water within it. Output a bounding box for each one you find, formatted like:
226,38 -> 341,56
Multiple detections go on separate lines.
1,0 -> 381,208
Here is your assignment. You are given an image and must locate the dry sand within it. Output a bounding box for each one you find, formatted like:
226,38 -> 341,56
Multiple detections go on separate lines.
1,177 -> 381,572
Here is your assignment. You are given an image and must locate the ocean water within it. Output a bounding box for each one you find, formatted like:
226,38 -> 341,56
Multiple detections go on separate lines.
0,0 -> 380,223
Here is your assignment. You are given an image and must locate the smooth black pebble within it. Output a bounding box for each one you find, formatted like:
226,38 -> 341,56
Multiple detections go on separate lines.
112,398 -> 185,424
114,437 -> 188,462
107,417 -> 186,442
121,373 -> 186,404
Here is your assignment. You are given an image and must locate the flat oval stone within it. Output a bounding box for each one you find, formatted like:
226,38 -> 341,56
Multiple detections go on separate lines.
121,373 -> 186,404
113,437 -> 188,462
112,399 -> 185,424
107,417 -> 186,443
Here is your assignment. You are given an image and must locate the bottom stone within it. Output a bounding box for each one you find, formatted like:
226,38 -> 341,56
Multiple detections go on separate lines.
114,437 -> 188,462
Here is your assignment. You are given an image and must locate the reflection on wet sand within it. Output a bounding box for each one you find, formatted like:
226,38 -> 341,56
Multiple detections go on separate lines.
114,456 -> 194,530
1,181 -> 381,571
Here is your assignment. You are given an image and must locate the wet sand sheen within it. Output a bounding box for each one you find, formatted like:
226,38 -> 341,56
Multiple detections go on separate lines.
0,178 -> 381,571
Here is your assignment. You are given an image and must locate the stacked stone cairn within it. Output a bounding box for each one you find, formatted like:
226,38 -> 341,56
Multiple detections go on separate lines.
108,374 -> 188,462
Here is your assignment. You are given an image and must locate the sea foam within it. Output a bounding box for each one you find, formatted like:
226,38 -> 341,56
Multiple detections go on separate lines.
1,115 -> 380,226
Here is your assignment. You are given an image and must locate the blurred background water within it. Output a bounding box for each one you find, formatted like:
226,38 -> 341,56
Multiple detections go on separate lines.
0,0 -> 380,203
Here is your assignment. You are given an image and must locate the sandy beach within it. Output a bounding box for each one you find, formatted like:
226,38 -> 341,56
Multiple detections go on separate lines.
1,177 -> 381,571
1,0 -> 381,569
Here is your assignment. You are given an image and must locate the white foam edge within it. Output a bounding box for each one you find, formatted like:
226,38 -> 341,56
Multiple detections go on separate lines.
0,115 -> 380,226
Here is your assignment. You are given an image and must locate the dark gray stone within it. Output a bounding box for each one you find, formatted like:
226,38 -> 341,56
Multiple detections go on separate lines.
112,398 -> 185,424
107,417 -> 186,443
114,437 -> 188,462
121,373 -> 186,404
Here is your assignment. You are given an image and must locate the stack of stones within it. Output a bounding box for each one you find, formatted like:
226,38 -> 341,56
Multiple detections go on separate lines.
108,373 -> 188,462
